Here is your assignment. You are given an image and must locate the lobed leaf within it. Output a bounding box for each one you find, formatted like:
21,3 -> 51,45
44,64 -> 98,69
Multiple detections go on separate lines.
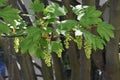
20,37 -> 32,53
35,48 -> 45,59
0,22 -> 10,35
85,6 -> 102,18
97,22 -> 114,41
30,0 -> 45,12
57,20 -> 79,35
0,6 -> 21,26
51,41 -> 63,53
44,3 -> 67,19
82,29 -> 105,50
79,6 -> 102,27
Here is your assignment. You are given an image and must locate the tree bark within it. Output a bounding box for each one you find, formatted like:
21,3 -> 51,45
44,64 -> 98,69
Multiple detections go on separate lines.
104,0 -> 120,80
82,0 -> 95,6
62,0 -> 80,80
1,38 -> 21,80
12,0 -> 36,79
41,60 -> 54,80
79,49 -> 91,80
52,53 -> 65,80
67,41 -> 80,80
79,1 -> 95,80
18,54 -> 37,80
91,50 -> 105,80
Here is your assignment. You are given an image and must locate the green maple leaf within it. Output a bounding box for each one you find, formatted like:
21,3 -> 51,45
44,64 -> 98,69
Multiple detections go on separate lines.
44,3 -> 67,18
35,48 -> 45,59
85,6 -> 102,18
0,6 -> 21,26
30,0 -> 45,12
97,22 -> 114,41
79,6 -> 102,27
0,22 -> 10,35
51,41 -> 63,53
82,29 -> 105,50
58,20 -> 78,31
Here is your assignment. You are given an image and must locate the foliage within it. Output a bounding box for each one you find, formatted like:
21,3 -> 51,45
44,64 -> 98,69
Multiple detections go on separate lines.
0,0 -> 6,7
0,0 -> 114,66
0,1 -> 21,35
30,0 -> 45,12
0,22 -> 10,34
44,2 -> 67,22
97,22 -> 114,41
0,6 -> 21,26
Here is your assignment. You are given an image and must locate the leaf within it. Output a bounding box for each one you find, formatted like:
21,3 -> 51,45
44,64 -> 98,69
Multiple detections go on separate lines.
28,43 -> 37,55
90,10 -> 102,18
27,28 -> 41,43
20,27 -> 42,54
39,38 -> 48,47
25,27 -> 41,38
42,27 -> 54,35
79,6 -> 102,27
20,38 -> 32,53
82,29 -> 105,50
51,41 -> 63,53
85,6 -> 102,18
35,48 -> 45,59
80,17 -> 102,27
72,5 -> 87,20
0,22 -> 10,35
0,6 -> 21,26
58,20 -> 78,31
0,0 -> 6,7
33,32 -> 41,42
97,22 -> 114,41
72,5 -> 83,15
56,20 -> 79,35
44,3 -> 67,18
93,36 -> 105,50
30,0 -> 45,12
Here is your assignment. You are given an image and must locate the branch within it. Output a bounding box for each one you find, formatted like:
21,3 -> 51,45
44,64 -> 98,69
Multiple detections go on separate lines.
50,0 -> 62,5
70,0 -> 81,6
17,0 -> 33,26
62,0 -> 76,19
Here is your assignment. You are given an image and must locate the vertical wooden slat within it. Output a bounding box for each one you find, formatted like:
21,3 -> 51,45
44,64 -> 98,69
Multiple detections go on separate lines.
104,0 -> 120,80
